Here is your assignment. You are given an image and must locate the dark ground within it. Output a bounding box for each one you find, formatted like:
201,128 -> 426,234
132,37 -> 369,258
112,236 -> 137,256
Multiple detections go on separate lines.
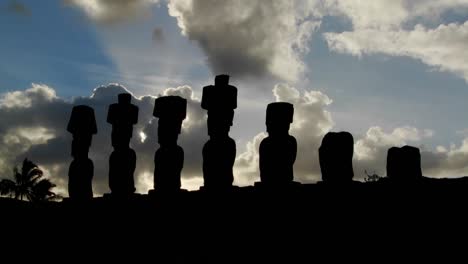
1,177 -> 467,261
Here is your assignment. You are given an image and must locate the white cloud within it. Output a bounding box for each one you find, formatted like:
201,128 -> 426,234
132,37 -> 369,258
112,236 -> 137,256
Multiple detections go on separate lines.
353,126 -> 433,177
355,126 -> 434,161
65,0 -> 160,24
353,125 -> 468,179
139,131 -> 147,143
5,127 -> 55,145
325,22 -> 468,82
236,83 -> 468,182
168,0 -> 320,82
0,83 -> 57,108
322,0 -> 468,29
64,0 -> 468,85
322,0 -> 468,82
235,83 -> 334,184
423,138 -> 468,177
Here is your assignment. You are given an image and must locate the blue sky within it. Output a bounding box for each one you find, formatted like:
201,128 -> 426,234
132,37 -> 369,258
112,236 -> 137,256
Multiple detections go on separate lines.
308,30 -> 468,147
0,0 -> 117,97
1,0 -> 468,192
2,0 -> 467,148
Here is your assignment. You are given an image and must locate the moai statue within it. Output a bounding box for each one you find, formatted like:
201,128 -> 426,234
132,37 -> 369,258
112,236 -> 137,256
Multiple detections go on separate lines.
152,96 -> 187,192
107,93 -> 139,196
319,131 -> 354,183
387,145 -> 422,182
259,102 -> 297,185
201,74 -> 237,190
67,105 -> 97,200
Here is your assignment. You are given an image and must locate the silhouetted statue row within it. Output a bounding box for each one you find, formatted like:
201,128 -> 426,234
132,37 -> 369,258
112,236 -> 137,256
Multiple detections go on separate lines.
67,75 -> 423,200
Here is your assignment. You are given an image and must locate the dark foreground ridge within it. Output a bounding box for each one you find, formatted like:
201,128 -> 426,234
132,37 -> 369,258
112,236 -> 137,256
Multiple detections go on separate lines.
2,178 -> 467,261
3,177 -> 468,221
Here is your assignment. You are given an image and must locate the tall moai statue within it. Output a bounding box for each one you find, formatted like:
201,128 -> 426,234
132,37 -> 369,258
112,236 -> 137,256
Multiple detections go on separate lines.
387,145 -> 423,182
319,131 -> 354,183
152,96 -> 187,192
259,102 -> 297,185
107,93 -> 139,196
201,74 -> 237,190
67,105 -> 97,200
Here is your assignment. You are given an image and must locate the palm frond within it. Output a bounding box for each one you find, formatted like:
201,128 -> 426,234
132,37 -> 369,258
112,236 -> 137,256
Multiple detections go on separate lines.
0,179 -> 16,196
4,158 -> 58,202
21,159 -> 38,180
30,179 -> 56,202
27,168 -> 44,186
13,167 -> 22,185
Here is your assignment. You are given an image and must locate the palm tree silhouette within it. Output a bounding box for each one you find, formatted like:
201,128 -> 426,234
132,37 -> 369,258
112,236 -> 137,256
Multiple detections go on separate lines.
0,159 -> 58,202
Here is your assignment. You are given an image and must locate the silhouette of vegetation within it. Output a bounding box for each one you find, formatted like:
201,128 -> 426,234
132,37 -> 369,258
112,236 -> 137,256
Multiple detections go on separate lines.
364,170 -> 383,182
0,159 -> 59,201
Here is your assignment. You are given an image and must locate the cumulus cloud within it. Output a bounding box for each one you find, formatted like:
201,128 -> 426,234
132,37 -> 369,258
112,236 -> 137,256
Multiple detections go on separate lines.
0,84 -> 57,108
2,82 -> 468,197
65,0 -> 160,24
319,0 -> 468,30
63,0 -> 468,84
322,0 -> 468,82
422,139 -> 468,178
64,0 -> 468,85
353,125 -> 468,179
167,0 -> 320,82
0,83 -> 206,196
353,126 -> 434,178
235,83 -> 334,185
235,83 -> 468,184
